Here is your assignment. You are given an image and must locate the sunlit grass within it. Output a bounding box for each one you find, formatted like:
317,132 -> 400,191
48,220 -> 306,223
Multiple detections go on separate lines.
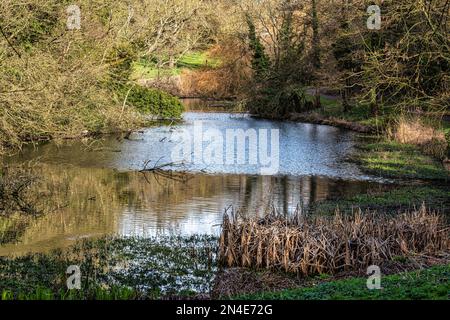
235,264 -> 450,300
313,185 -> 450,215
131,51 -> 221,80
357,140 -> 449,180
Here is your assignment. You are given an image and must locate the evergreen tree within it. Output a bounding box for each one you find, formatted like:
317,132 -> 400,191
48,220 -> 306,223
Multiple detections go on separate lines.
246,14 -> 270,81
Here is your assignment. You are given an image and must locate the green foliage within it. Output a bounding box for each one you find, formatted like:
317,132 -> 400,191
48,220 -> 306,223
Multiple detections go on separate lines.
235,264 -> 450,300
131,51 -> 220,80
125,86 -> 184,119
108,44 -> 139,89
245,6 -> 314,118
106,44 -> 185,119
177,51 -> 220,69
251,85 -> 314,117
246,15 -> 270,81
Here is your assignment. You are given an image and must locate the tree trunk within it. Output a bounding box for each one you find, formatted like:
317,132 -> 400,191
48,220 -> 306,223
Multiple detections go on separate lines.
314,87 -> 321,109
370,88 -> 379,116
311,0 -> 321,110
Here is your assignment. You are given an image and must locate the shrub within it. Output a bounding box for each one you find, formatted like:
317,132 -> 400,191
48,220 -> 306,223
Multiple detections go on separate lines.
125,86 -> 184,119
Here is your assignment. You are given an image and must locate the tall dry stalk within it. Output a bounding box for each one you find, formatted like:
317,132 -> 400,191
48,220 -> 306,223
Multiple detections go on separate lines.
219,205 -> 449,276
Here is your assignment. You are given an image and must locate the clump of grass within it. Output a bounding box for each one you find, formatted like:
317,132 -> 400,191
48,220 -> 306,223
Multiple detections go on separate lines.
389,116 -> 448,160
219,205 -> 449,276
124,86 -> 184,119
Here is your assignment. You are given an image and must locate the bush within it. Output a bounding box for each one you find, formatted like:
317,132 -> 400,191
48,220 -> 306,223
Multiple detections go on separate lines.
125,86 -> 184,119
249,85 -> 314,118
0,1 -> 144,154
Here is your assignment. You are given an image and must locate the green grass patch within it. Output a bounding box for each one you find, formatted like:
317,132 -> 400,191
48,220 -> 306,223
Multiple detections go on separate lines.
313,185 -> 450,215
131,51 -> 220,80
235,264 -> 450,300
357,140 -> 449,180
177,51 -> 220,69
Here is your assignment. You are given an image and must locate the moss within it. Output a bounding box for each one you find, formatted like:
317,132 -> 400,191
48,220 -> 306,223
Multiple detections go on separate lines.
235,264 -> 450,300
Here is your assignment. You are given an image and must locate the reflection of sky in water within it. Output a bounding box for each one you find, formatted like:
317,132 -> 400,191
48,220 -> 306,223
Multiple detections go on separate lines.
1,112 -> 389,254
119,206 -> 221,237
7,112 -> 377,180
115,174 -> 377,238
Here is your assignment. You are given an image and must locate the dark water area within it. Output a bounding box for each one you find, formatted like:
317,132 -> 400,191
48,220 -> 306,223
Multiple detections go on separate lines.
1,109 -> 388,255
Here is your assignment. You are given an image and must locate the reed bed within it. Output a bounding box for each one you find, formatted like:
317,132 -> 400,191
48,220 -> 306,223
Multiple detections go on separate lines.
219,205 -> 449,276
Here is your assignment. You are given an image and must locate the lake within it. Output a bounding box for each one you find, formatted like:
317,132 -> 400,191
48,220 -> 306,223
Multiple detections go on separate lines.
0,109 -> 387,255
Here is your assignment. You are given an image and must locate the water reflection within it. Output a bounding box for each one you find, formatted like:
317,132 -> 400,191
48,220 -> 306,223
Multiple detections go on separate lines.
6,112 -> 373,179
0,165 -> 378,255
1,112 -> 384,255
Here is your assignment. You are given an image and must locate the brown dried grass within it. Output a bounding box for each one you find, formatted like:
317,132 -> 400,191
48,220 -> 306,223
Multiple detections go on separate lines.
219,205 -> 449,276
180,41 -> 252,98
389,116 -> 448,159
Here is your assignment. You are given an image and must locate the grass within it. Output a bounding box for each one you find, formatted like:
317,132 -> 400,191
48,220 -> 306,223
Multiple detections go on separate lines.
1,286 -> 139,300
356,140 -> 449,180
304,92 -> 394,129
313,185 -> 450,215
131,51 -> 221,80
178,51 -> 220,69
235,264 -> 450,300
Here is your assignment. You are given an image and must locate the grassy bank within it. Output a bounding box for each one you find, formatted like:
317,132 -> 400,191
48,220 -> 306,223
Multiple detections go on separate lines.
1,232 -> 448,300
290,92 -> 449,183
312,185 -> 450,216
235,264 -> 450,300
355,140 -> 449,181
131,51 -> 221,80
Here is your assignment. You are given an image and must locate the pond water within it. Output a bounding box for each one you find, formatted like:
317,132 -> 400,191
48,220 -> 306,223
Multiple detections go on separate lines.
0,109 -> 386,255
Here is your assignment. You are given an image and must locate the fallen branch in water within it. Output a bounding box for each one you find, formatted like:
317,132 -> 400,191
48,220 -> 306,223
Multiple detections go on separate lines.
139,158 -> 191,184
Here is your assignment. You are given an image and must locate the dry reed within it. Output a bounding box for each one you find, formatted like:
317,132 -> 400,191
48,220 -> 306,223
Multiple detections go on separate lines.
219,205 -> 449,276
389,116 -> 448,160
